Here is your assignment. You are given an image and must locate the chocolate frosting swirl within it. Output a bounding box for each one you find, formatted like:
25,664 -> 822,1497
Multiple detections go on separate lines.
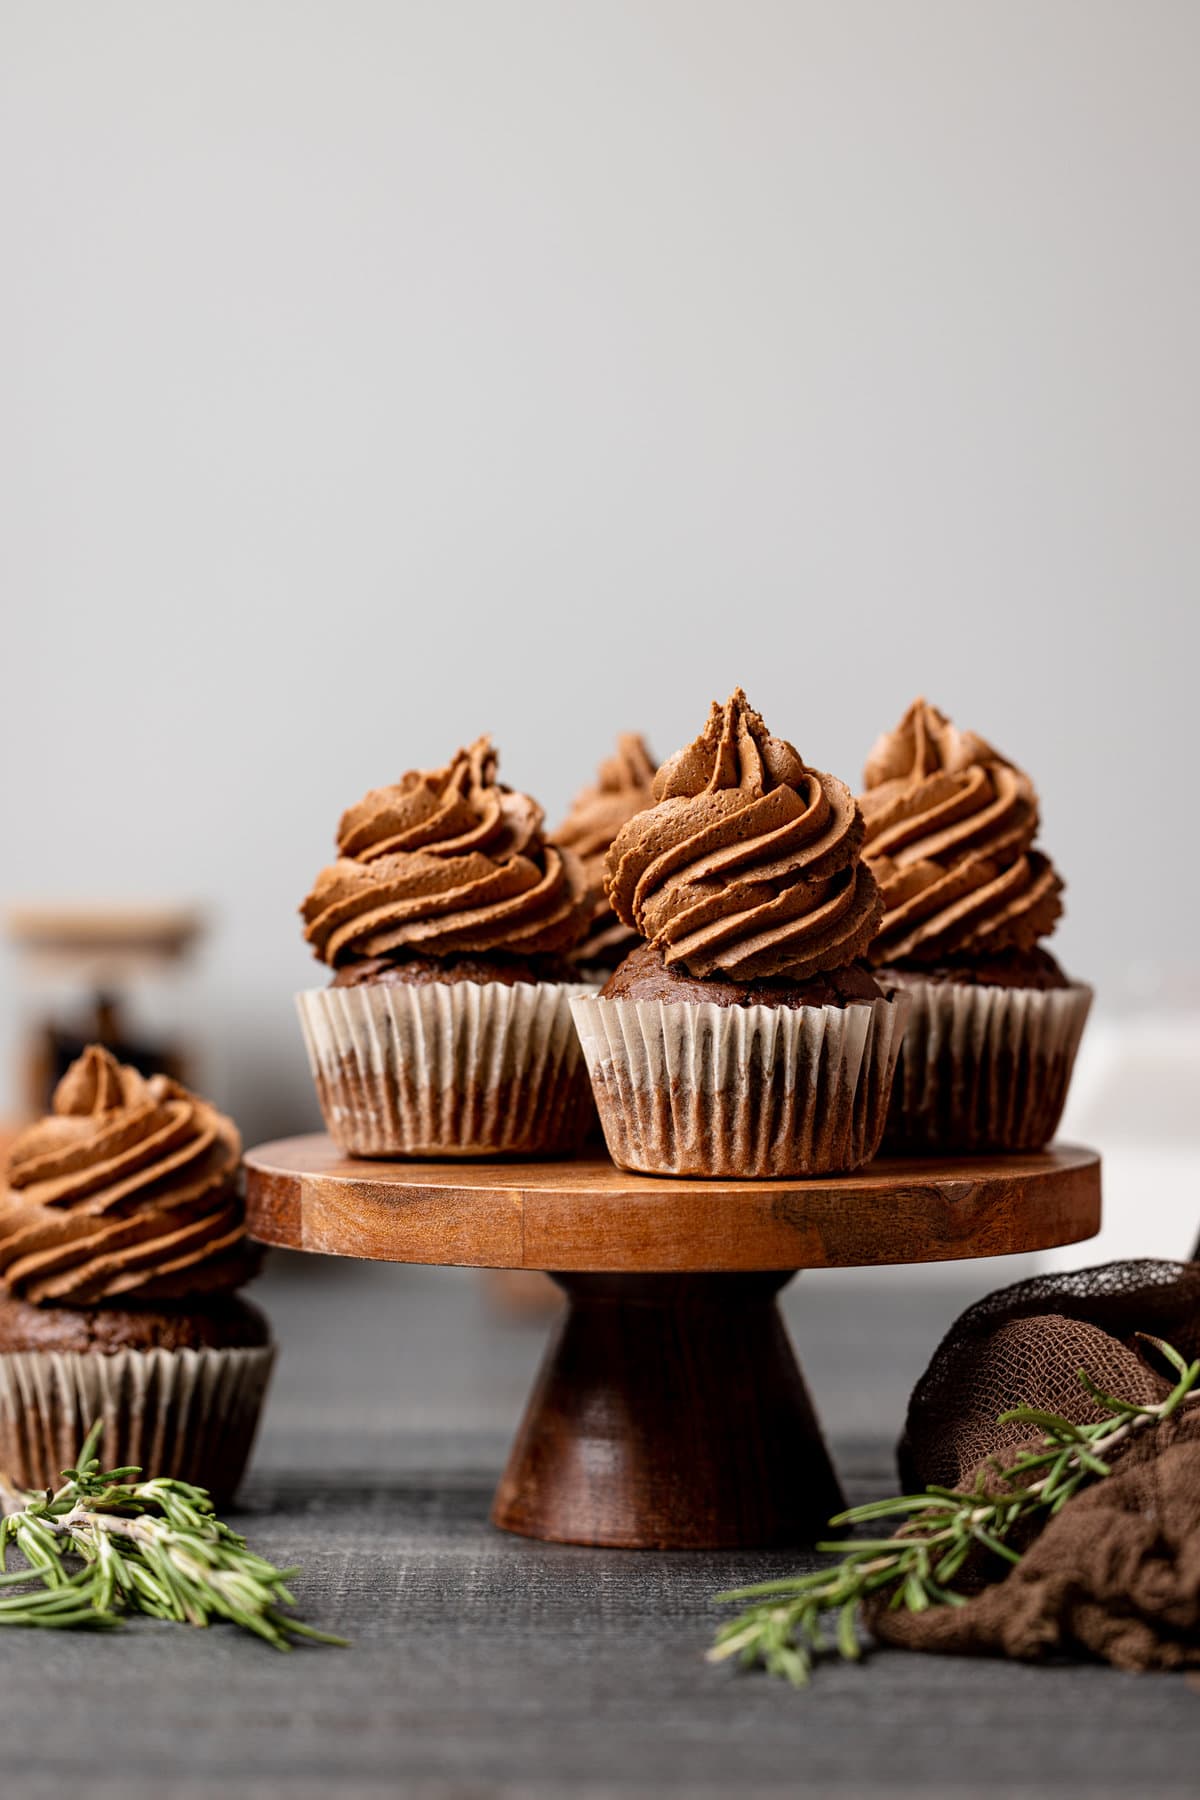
556,734 -> 657,967
859,698 -> 1064,964
605,691 -> 881,982
303,737 -> 590,967
0,1047 -> 248,1306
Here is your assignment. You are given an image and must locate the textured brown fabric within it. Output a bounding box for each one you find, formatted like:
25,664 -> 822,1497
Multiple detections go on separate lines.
871,1261 -> 1200,1670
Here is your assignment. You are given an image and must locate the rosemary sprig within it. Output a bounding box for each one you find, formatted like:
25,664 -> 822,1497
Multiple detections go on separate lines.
710,1334 -> 1200,1686
0,1422 -> 347,1649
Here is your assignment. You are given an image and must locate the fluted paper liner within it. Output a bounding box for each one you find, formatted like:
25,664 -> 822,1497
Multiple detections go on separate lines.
0,1343 -> 275,1504
569,993 -> 910,1178
881,979 -> 1092,1154
296,980 -> 597,1158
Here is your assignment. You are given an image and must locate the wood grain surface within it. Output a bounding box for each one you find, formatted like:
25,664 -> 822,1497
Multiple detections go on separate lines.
492,1272 -> 846,1549
244,1135 -> 1102,1274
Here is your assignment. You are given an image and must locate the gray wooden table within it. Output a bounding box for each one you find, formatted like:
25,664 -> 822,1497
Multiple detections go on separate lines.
2,1256 -> 1197,1799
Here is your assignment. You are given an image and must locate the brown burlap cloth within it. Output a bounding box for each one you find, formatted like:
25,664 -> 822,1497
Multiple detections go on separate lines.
867,1260 -> 1200,1671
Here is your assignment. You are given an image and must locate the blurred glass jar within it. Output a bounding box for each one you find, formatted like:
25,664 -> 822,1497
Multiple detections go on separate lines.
6,904 -> 207,1117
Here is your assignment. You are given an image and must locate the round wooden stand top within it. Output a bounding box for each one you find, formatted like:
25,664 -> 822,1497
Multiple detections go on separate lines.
244,1135 -> 1100,1274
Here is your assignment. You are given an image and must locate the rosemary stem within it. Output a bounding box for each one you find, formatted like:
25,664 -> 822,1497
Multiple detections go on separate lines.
0,1435 -> 347,1650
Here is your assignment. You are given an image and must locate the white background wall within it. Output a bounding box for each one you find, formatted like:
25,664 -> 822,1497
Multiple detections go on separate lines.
3,3 -> 1198,1178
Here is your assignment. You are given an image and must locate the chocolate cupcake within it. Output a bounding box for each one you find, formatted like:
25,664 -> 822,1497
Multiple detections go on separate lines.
555,733 -> 657,975
0,1047 -> 273,1500
569,692 -> 910,1177
298,737 -> 595,1157
860,699 -> 1092,1153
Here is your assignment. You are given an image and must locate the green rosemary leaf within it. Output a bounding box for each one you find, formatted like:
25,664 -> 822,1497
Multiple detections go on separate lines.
712,1573 -> 831,1602
837,1599 -> 861,1661
1075,1371 -> 1157,1417
901,1573 -> 930,1612
1161,1364 -> 1200,1418
923,1581 -> 969,1608
970,1525 -> 1022,1566
1071,1448 -> 1112,1478
1135,1334 -> 1190,1378
274,1615 -> 353,1647
996,1408 -> 1084,1439
860,1562 -> 909,1595
814,1538 -> 914,1555
831,1494 -> 958,1525
708,1620 -> 762,1660
935,1540 -> 971,1584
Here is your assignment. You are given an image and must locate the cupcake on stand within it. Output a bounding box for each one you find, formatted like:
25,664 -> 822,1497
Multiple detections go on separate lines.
859,698 -> 1092,1152
571,691 -> 909,1178
297,736 -> 594,1159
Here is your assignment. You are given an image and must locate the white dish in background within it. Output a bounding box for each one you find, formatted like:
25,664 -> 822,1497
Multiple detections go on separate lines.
1039,1010 -> 1200,1270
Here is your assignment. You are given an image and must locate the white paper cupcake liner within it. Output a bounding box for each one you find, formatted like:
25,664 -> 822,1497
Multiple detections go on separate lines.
569,992 -> 910,1178
0,1343 -> 275,1504
296,980 -> 598,1159
879,977 -> 1093,1154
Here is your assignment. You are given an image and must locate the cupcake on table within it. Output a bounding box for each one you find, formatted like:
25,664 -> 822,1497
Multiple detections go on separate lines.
858,698 -> 1092,1153
555,733 -> 657,978
569,690 -> 910,1178
298,736 -> 594,1158
0,1047 -> 273,1501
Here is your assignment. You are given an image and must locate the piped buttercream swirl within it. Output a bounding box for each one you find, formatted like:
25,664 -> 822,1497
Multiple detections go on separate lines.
0,1047 -> 248,1306
605,691 -> 881,982
859,698 -> 1064,964
303,737 -> 590,967
556,734 -> 657,968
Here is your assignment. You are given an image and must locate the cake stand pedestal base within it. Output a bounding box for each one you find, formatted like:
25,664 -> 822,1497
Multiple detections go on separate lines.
492,1272 -> 841,1549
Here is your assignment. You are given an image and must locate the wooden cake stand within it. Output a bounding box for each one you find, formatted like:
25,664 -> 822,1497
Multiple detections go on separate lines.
244,1136 -> 1100,1552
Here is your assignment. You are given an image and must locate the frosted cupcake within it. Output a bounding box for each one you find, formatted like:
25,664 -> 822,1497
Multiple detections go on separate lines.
569,692 -> 909,1177
859,699 -> 1092,1153
555,733 -> 657,976
298,737 -> 595,1158
0,1047 -> 274,1501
